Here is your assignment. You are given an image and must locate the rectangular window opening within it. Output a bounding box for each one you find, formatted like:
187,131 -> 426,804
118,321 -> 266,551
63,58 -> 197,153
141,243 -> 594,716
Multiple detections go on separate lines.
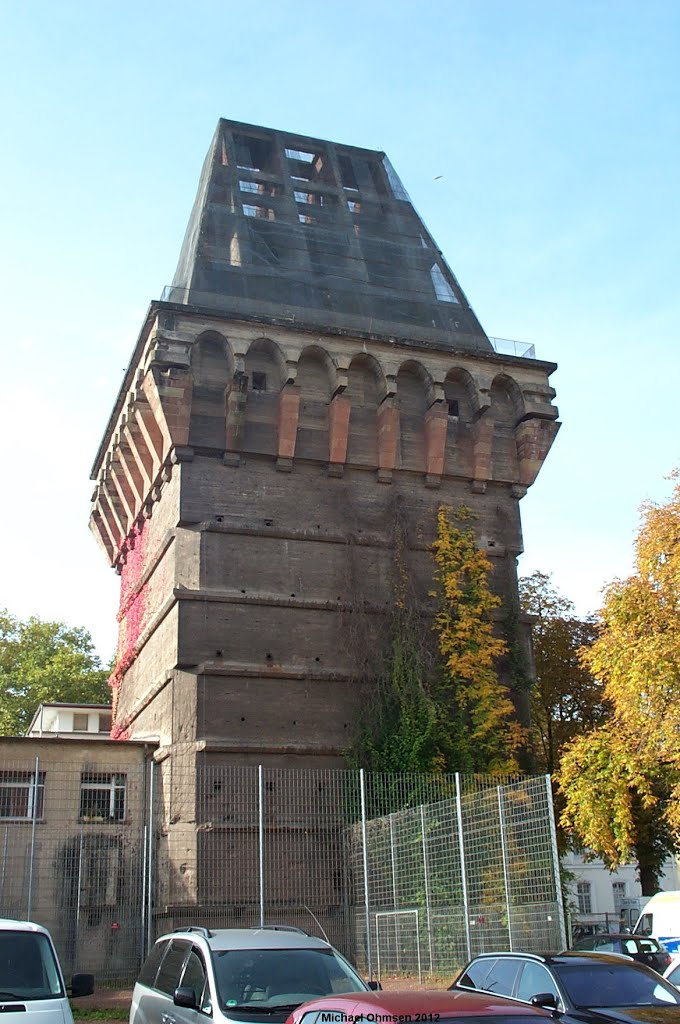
577,881 -> 592,914
0,771 -> 45,820
73,713 -> 89,732
285,148 -> 315,163
252,372 -> 267,392
243,204 -> 275,220
80,772 -> 127,823
447,399 -> 459,417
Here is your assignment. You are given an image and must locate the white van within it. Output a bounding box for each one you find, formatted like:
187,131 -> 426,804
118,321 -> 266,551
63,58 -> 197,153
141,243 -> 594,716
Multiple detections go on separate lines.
0,919 -> 94,1024
634,891 -> 680,954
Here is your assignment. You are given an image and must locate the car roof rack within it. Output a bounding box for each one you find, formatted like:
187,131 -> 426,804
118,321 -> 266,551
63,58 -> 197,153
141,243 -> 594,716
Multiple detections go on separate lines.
177,927 -> 213,938
261,925 -> 308,934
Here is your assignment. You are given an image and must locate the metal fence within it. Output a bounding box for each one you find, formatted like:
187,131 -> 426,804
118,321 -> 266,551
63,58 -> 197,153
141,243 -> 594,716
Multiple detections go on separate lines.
352,774 -> 565,979
0,756 -> 564,987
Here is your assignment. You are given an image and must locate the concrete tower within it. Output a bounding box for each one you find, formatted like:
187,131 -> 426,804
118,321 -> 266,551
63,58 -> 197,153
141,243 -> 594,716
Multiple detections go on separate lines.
90,119 -> 560,768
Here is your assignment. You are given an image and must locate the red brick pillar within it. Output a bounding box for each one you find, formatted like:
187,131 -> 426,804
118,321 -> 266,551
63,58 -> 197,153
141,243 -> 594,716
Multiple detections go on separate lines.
424,403 -> 448,485
277,383 -> 300,470
225,385 -> 247,460
328,393 -> 351,471
377,398 -> 399,482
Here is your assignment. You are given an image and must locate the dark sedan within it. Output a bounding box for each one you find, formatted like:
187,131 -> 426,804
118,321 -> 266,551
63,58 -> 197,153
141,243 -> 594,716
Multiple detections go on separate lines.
451,950 -> 680,1023
572,934 -> 671,975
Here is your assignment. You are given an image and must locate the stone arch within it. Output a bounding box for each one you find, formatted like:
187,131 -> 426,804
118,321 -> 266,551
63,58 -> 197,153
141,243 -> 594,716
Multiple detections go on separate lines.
242,337 -> 287,456
189,332 -> 233,450
489,373 -> 522,482
296,346 -> 334,462
396,360 -> 431,472
346,353 -> 385,467
443,367 -> 476,478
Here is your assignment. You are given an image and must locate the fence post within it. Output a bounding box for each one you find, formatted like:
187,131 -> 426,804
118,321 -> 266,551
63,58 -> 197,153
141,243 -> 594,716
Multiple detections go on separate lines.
75,826 -> 84,963
146,757 -> 156,957
497,785 -> 513,951
420,804 -> 433,975
359,769 -> 372,979
545,775 -> 567,948
0,827 -> 7,906
258,765 -> 265,927
27,756 -> 40,919
389,813 -> 400,971
455,773 -> 472,961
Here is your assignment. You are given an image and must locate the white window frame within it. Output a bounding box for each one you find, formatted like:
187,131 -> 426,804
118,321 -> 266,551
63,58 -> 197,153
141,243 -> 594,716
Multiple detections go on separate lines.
577,880 -> 592,914
0,771 -> 45,820
79,773 -> 126,823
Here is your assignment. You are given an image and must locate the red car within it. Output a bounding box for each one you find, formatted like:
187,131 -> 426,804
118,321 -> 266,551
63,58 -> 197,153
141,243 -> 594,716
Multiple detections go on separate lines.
284,988 -> 560,1024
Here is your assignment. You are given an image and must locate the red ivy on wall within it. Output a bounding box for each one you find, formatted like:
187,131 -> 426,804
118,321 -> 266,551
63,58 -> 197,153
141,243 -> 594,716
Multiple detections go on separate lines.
110,522 -> 149,739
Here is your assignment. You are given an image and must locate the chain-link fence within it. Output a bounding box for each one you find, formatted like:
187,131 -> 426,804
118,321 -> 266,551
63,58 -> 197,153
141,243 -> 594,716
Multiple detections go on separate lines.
351,774 -> 565,979
0,755 -> 564,987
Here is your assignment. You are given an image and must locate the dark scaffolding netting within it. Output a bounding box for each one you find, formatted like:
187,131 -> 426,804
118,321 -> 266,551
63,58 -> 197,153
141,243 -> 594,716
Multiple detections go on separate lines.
165,119 -> 494,353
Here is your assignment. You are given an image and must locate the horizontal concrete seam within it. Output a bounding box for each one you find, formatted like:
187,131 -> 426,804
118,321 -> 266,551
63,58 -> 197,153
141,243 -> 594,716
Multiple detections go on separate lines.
195,739 -> 346,755
194,659 -> 355,680
174,587 -> 390,615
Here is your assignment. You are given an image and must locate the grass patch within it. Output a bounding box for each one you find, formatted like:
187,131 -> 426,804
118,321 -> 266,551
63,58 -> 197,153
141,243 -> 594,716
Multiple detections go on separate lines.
72,1010 -> 128,1021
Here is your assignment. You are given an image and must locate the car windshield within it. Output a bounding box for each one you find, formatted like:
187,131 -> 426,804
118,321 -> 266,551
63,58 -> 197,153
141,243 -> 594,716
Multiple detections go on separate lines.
555,963 -> 680,1008
0,931 -> 64,1000
211,947 -> 366,1010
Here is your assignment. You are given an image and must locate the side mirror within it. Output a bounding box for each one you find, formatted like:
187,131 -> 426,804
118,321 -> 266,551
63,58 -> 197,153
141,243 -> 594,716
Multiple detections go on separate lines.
174,987 -> 197,1009
367,980 -> 382,991
70,973 -> 95,998
530,993 -> 558,1010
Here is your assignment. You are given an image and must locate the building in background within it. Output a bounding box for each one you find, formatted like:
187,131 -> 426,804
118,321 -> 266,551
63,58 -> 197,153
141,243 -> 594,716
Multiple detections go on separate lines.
563,850 -> 680,932
26,703 -> 112,739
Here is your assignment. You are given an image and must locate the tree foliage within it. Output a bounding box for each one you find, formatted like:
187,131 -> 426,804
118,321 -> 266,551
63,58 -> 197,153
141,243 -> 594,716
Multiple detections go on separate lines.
0,609 -> 110,735
558,474 -> 680,893
348,502 -> 447,775
433,506 -> 523,773
350,505 -> 522,777
348,608 -> 446,775
519,571 -> 605,775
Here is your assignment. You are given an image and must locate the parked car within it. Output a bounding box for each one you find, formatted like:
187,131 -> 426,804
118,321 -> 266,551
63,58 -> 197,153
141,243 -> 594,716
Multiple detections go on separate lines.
0,918 -> 94,1024
451,950 -> 680,1022
284,988 -> 561,1024
664,953 -> 680,988
571,932 -> 671,973
129,925 -> 371,1024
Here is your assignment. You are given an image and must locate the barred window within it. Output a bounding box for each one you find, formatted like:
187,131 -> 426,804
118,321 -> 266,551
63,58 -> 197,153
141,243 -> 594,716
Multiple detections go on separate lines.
0,771 -> 45,820
80,772 -> 126,822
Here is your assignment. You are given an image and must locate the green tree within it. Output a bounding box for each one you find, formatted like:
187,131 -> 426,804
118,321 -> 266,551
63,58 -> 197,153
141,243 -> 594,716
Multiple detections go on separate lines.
558,474 -> 680,893
0,609 -> 110,735
519,572 -> 606,775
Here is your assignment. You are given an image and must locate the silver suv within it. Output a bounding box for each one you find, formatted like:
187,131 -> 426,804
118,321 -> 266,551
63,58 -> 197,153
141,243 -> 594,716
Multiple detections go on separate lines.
129,926 -> 370,1024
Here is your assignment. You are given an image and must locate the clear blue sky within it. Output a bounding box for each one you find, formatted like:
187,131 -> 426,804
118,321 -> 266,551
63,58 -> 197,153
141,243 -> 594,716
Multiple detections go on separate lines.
1,0 -> 678,660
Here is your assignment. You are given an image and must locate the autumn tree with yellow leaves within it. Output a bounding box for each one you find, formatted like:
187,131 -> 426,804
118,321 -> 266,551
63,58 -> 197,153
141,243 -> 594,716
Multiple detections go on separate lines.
349,504 -> 521,776
432,505 -> 524,773
559,474 -> 680,893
